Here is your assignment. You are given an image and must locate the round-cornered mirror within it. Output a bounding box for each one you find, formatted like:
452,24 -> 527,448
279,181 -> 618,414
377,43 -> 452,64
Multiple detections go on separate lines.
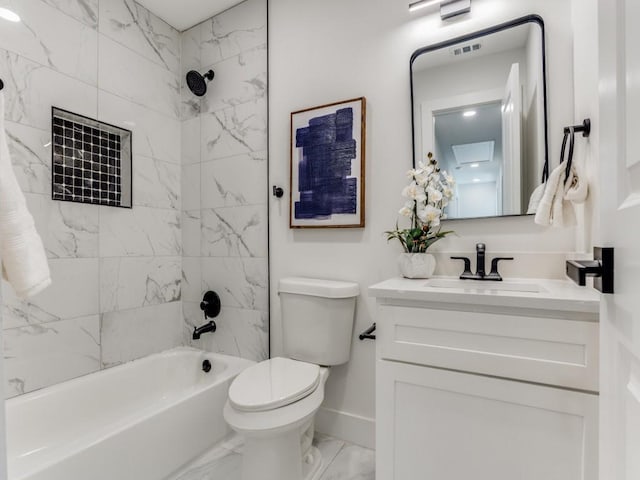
410,15 -> 548,220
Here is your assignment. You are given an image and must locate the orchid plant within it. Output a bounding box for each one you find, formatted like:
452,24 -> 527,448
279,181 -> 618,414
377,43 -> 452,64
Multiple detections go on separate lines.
386,153 -> 455,253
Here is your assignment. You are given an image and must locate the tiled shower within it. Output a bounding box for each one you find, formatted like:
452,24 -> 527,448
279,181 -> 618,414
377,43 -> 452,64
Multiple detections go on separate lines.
180,0 -> 269,362
0,0 -> 268,398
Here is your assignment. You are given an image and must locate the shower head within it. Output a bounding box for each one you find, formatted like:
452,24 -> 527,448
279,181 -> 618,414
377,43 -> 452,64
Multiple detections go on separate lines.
186,69 -> 214,97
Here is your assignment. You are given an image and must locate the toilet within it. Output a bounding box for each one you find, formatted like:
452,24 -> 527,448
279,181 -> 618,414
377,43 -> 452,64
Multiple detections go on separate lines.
223,277 -> 359,480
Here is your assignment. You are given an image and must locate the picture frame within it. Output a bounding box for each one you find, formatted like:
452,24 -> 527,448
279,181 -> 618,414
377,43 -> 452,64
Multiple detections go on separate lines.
289,97 -> 366,228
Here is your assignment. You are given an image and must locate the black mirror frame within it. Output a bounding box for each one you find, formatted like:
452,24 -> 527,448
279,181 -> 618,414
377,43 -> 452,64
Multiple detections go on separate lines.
409,14 -> 549,186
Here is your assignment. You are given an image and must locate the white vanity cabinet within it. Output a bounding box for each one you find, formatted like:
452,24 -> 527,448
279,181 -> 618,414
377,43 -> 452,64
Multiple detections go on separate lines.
369,278 -> 600,480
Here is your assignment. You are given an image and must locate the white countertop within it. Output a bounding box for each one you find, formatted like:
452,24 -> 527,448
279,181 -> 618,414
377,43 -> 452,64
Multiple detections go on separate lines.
368,276 -> 601,313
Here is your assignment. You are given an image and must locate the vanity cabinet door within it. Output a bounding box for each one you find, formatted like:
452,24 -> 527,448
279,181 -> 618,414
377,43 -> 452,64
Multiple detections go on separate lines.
376,360 -> 598,480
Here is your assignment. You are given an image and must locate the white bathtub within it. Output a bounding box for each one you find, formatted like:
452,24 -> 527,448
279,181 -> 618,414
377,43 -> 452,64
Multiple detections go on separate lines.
6,347 -> 254,480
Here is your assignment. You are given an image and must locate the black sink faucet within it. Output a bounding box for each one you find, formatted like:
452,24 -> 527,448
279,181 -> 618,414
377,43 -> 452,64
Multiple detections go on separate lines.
476,243 -> 486,278
451,243 -> 513,281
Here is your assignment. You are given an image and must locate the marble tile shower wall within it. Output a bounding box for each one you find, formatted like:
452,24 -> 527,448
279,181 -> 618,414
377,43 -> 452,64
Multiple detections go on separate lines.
180,0 -> 269,362
0,0 -> 183,398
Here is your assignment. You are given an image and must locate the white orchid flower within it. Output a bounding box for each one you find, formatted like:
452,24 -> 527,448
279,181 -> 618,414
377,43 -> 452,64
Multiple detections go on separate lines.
443,187 -> 453,199
401,182 -> 417,198
414,172 -> 429,186
427,188 -> 443,202
422,204 -> 441,223
399,205 -> 413,217
444,171 -> 455,185
402,182 -> 427,203
416,206 -> 428,223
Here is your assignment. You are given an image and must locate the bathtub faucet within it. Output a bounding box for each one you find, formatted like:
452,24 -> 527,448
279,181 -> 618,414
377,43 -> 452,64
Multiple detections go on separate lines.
193,320 -> 216,340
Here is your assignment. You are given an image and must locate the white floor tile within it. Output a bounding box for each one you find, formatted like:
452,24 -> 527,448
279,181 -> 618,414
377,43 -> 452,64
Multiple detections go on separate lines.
318,443 -> 375,480
313,434 -> 346,479
169,433 -> 374,480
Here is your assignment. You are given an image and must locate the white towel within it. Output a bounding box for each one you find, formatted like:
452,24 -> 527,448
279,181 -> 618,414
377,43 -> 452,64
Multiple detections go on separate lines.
526,182 -> 545,214
564,157 -> 589,204
0,92 -> 51,298
534,159 -> 577,227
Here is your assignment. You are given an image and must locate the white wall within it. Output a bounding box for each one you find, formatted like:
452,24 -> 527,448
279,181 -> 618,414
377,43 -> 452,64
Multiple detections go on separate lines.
269,0 -> 577,447
571,0 -> 599,254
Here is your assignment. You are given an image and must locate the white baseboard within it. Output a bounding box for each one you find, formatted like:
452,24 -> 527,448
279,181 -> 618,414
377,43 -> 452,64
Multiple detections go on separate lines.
315,407 -> 375,449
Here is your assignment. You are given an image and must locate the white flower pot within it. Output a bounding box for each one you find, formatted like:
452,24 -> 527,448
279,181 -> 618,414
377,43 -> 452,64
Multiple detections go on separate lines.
397,253 -> 436,279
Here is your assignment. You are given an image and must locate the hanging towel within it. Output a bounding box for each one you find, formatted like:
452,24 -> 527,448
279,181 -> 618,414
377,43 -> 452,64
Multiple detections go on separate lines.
534,126 -> 589,227
526,182 -> 545,214
0,92 -> 51,298
564,157 -> 589,204
534,158 -> 576,227
528,148 -> 551,215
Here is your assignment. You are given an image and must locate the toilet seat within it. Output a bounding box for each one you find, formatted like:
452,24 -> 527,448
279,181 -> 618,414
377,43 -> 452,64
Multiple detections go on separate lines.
228,358 -> 320,412
223,366 -> 329,437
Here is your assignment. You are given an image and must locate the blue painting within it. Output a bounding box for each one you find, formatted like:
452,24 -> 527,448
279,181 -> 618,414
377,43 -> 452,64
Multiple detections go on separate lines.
290,98 -> 365,228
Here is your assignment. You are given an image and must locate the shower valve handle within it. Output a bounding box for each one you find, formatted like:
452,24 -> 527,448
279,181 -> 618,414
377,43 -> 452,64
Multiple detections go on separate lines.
200,291 -> 221,319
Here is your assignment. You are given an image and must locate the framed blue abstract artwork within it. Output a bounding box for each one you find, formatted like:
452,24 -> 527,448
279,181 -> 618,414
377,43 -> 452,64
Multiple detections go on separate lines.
289,97 -> 366,228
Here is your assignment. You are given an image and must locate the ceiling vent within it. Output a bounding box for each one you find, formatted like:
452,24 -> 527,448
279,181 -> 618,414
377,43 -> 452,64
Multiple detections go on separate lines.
452,43 -> 481,56
451,141 -> 495,165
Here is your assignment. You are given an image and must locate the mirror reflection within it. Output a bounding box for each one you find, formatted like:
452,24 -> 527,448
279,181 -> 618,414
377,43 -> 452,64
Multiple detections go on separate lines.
411,16 -> 548,220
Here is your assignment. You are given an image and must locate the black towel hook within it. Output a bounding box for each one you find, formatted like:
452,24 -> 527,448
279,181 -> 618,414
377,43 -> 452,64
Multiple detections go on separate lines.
358,323 -> 376,341
561,117 -> 591,185
564,118 -> 591,138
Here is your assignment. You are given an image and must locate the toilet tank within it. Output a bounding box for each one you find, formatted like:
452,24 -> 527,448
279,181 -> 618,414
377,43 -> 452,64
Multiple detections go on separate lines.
279,277 -> 359,366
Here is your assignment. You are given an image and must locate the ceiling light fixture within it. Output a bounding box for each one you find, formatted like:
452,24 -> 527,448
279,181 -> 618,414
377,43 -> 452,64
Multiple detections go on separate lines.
0,7 -> 20,22
408,0 -> 441,13
472,178 -> 481,182
440,0 -> 471,20
470,163 -> 479,168
463,110 -> 477,117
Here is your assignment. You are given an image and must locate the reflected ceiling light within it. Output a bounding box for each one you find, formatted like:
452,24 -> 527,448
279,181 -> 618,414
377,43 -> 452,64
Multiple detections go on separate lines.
0,7 -> 20,22
408,0 -> 440,13
472,178 -> 481,182
470,163 -> 479,168
463,110 -> 477,117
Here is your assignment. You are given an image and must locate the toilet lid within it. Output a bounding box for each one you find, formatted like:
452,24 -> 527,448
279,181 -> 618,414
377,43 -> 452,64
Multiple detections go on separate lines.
229,358 -> 321,412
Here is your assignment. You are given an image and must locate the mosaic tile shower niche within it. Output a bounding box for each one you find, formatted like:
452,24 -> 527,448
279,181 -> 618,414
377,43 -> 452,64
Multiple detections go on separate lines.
52,107 -> 132,208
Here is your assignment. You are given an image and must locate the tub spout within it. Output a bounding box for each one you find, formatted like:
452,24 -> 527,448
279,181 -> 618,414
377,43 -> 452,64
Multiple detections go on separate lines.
192,320 -> 216,340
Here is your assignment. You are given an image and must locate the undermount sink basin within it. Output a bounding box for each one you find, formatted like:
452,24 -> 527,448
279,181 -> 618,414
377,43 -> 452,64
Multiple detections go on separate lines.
423,278 -> 546,294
